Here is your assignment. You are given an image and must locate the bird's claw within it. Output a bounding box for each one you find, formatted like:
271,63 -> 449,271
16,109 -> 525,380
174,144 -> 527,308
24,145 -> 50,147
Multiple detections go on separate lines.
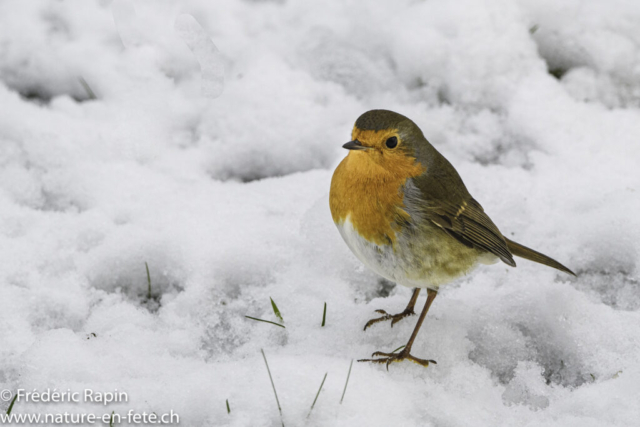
358,349 -> 436,371
363,308 -> 416,331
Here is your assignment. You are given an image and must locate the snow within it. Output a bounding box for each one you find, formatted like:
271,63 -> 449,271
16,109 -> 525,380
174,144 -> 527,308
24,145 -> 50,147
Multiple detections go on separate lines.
174,13 -> 224,99
0,0 -> 639,426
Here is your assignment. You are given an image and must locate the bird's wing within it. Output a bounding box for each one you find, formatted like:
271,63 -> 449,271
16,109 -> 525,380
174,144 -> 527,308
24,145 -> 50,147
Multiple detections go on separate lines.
409,176 -> 516,267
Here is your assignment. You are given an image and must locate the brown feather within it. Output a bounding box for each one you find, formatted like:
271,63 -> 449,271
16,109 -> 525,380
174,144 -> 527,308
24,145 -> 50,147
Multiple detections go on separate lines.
505,238 -> 576,276
409,144 -> 516,267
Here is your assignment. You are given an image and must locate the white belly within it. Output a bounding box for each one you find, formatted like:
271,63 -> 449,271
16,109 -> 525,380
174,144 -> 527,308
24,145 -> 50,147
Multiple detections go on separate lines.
335,217 -> 436,289
335,216 -> 495,289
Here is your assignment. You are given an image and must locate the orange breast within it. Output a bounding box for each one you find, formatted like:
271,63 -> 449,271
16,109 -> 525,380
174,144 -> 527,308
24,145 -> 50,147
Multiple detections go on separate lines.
329,150 -> 425,246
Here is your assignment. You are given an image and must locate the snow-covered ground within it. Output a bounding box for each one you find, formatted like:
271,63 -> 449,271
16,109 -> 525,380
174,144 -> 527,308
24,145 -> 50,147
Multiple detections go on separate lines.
1,0 -> 639,425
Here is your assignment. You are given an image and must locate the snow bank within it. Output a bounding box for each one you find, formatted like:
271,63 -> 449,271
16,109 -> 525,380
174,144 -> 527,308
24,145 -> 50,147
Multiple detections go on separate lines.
0,0 -> 639,426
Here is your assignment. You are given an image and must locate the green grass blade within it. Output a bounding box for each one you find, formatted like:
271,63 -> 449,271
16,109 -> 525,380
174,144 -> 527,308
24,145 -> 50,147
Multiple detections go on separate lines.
307,373 -> 328,418
78,76 -> 97,100
270,297 -> 284,323
321,302 -> 327,327
261,349 -> 284,427
109,411 -> 114,427
6,394 -> 17,415
340,360 -> 353,404
391,345 -> 405,354
245,316 -> 286,328
145,262 -> 151,300
226,399 -> 230,414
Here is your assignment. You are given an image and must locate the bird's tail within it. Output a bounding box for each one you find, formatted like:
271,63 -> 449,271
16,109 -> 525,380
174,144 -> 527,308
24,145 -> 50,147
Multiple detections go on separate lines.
504,237 -> 576,276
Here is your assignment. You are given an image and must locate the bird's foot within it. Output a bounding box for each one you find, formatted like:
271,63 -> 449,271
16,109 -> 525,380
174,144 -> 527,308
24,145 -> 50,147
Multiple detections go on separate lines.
363,308 -> 416,331
358,348 -> 436,370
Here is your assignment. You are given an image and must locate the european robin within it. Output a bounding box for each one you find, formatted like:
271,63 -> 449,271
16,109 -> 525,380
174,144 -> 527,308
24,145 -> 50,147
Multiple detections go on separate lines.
329,109 -> 575,368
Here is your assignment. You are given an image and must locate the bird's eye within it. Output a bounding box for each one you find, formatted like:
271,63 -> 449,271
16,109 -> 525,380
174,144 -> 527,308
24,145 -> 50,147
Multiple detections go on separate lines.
385,136 -> 398,149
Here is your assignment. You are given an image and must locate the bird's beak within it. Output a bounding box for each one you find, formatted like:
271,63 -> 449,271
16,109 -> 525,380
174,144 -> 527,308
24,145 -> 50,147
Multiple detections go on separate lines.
342,140 -> 368,150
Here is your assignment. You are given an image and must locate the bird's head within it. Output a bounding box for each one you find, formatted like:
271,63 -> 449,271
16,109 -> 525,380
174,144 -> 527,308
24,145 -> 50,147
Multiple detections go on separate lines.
343,110 -> 426,173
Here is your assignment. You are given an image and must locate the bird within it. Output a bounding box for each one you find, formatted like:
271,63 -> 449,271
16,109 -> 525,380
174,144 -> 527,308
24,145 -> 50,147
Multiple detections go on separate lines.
329,109 -> 575,369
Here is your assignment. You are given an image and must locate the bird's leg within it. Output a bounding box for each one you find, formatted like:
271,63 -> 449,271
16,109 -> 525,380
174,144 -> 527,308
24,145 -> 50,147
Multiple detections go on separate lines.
364,288 -> 421,330
359,289 -> 438,369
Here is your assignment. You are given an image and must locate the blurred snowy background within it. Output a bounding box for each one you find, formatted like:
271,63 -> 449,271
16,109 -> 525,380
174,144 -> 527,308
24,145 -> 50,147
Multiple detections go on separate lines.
1,0 -> 639,425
